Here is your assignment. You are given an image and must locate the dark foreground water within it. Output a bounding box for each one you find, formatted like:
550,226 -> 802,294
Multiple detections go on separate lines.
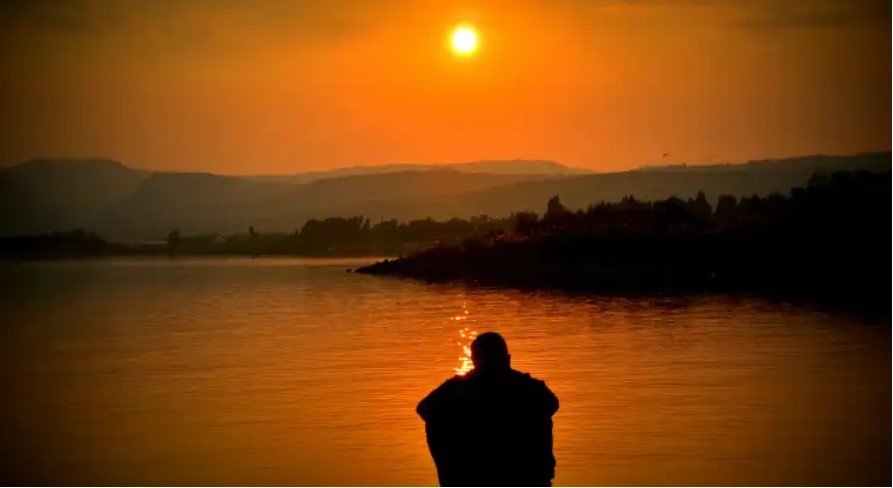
0,258 -> 889,486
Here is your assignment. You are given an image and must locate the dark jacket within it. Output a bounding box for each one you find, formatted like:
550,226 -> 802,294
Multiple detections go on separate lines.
417,368 -> 559,486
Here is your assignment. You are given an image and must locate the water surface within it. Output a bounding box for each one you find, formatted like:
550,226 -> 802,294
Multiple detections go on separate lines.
0,258 -> 888,485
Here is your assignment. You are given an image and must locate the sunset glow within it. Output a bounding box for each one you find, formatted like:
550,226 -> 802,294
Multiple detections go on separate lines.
0,0 -> 889,486
0,2 -> 885,173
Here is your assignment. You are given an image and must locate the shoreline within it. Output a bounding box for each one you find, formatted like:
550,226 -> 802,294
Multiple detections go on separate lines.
355,259 -> 888,316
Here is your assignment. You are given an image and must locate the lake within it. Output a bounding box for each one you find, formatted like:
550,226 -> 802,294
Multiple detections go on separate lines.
0,258 -> 888,486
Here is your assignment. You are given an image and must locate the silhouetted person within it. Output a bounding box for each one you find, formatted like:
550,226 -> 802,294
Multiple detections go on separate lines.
417,332 -> 559,486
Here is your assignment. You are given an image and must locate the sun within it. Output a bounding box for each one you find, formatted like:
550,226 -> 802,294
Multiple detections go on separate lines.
451,25 -> 478,55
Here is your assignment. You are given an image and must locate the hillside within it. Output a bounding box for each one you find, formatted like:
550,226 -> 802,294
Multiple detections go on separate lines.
325,152 -> 893,222
0,159 -> 146,236
93,172 -> 295,241
244,159 -> 586,184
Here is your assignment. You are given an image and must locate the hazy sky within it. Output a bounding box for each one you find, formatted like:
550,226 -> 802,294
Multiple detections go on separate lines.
0,0 -> 888,173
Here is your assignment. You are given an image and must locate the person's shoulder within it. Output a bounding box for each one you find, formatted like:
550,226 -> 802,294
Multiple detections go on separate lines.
510,370 -> 559,412
418,375 -> 468,416
445,374 -> 467,384
510,369 -> 548,387
439,374 -> 469,390
509,368 -> 538,380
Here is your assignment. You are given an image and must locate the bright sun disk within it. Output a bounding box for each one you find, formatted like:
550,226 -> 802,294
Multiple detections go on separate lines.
451,26 -> 478,55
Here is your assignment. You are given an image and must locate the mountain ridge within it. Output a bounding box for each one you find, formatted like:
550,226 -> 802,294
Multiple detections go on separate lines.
242,159 -> 590,183
0,152 -> 888,241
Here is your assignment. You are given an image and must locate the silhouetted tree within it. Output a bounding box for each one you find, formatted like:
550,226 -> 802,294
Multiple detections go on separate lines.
808,171 -> 830,187
687,191 -> 712,227
545,196 -> 569,221
513,211 -> 539,236
715,195 -> 738,224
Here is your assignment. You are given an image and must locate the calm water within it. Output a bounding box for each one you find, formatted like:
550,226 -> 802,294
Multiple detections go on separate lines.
0,258 -> 889,486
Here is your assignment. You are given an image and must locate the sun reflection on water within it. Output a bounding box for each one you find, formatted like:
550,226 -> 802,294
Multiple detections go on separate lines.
449,305 -> 477,375
454,327 -> 478,376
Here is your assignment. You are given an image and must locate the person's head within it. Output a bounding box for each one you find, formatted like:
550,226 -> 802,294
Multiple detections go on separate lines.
471,332 -> 511,372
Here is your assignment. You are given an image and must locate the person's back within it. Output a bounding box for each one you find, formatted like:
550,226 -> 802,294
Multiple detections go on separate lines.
417,332 -> 559,486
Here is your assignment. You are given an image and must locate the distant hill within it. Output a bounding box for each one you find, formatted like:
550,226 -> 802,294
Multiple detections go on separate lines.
94,172 -> 295,242
244,159 -> 589,183
105,170 -> 565,240
90,169 -> 556,240
635,153 -> 890,173
0,152 -> 888,241
0,158 -> 146,236
406,152 -> 893,220
289,170 -> 560,209
302,152 -> 891,223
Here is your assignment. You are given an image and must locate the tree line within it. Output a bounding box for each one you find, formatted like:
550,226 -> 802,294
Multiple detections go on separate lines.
1,170 -> 887,267
0,215 -> 513,258
358,170 -> 889,309
510,171 -> 885,237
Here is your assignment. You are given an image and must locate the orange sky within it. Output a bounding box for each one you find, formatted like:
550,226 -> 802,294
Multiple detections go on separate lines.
0,0 -> 889,173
